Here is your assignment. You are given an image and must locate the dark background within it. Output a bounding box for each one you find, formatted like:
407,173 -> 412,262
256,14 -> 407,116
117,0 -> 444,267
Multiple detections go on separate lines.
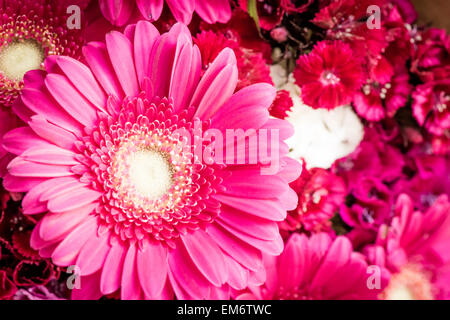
412,0 -> 450,31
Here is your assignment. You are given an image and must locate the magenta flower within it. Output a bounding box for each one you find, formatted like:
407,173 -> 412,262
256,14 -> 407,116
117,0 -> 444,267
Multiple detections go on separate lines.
3,22 -> 300,300
389,0 -> 418,24
365,194 -> 450,300
294,41 -> 364,110
353,67 -> 412,121
99,0 -> 231,26
412,79 -> 450,137
237,233 -> 389,300
0,0 -> 84,107
411,28 -> 450,82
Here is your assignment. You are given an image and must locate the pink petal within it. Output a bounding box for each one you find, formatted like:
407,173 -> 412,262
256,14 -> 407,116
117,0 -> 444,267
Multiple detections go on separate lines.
167,242 -> 211,299
45,74 -> 98,127
206,224 -> 263,272
211,83 -> 275,131
54,56 -> 107,112
8,157 -> 74,178
214,193 -> 287,221
51,216 -> 97,266
217,205 -> 280,241
136,241 -> 168,298
76,232 -> 111,276
165,0 -> 195,24
222,172 -> 288,198
136,0 -> 163,20
193,49 -> 238,119
28,115 -> 77,150
121,243 -> 143,300
310,236 -> 352,290
2,174 -> 45,193
101,243 -> 127,295
105,31 -> 139,98
99,0 -> 134,26
215,219 -> 284,256
169,38 -> 201,112
21,87 -> 83,136
149,32 -> 178,98
47,187 -> 102,212
21,146 -> 79,166
195,0 -> 232,23
134,21 -> 160,86
2,127 -> 55,156
71,272 -> 103,300
39,203 -> 97,242
83,42 -> 124,100
180,230 -> 227,287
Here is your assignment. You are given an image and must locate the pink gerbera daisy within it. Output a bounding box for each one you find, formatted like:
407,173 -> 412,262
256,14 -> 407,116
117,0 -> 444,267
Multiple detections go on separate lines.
294,41 -> 364,110
99,0 -> 231,26
3,21 -> 300,300
237,232 -> 389,300
365,194 -> 450,299
0,0 -> 84,107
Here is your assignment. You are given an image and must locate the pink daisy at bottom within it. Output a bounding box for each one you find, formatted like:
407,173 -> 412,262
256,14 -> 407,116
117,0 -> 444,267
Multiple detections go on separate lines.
294,41 -> 364,110
365,194 -> 450,300
3,21 -> 300,300
237,233 -> 389,300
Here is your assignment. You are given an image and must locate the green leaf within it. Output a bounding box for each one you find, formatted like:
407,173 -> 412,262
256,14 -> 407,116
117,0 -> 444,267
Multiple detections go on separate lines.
247,0 -> 260,31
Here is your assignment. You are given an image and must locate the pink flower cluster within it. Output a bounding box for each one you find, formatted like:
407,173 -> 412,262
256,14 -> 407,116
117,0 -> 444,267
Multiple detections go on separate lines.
0,0 -> 448,300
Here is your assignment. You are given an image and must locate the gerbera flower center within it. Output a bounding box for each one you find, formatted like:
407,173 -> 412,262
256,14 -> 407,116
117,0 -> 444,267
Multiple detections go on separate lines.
321,70 -> 340,85
124,149 -> 173,201
81,95 -> 222,246
0,39 -> 44,81
381,264 -> 434,300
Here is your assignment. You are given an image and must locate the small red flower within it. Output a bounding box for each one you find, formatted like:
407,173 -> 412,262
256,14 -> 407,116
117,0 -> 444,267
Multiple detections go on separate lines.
294,41 -> 364,109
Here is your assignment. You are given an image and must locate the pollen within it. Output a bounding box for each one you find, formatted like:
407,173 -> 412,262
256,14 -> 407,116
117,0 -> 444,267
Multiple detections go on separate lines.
127,149 -> 174,201
0,40 -> 44,81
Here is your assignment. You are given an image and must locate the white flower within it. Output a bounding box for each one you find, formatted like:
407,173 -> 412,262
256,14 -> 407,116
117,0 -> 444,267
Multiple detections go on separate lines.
278,75 -> 364,169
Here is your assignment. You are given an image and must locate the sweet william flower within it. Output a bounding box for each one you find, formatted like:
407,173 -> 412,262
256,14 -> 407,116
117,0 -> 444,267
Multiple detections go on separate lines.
281,160 -> 346,233
237,232 -> 389,300
3,21 -> 300,300
294,41 -> 364,110
194,30 -> 273,91
412,79 -> 450,137
353,66 -> 411,121
99,0 -> 232,26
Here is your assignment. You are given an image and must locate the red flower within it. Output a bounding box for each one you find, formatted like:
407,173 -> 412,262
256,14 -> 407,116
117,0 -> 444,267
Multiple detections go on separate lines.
281,161 -> 346,233
294,41 -> 364,109
195,30 -> 273,91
